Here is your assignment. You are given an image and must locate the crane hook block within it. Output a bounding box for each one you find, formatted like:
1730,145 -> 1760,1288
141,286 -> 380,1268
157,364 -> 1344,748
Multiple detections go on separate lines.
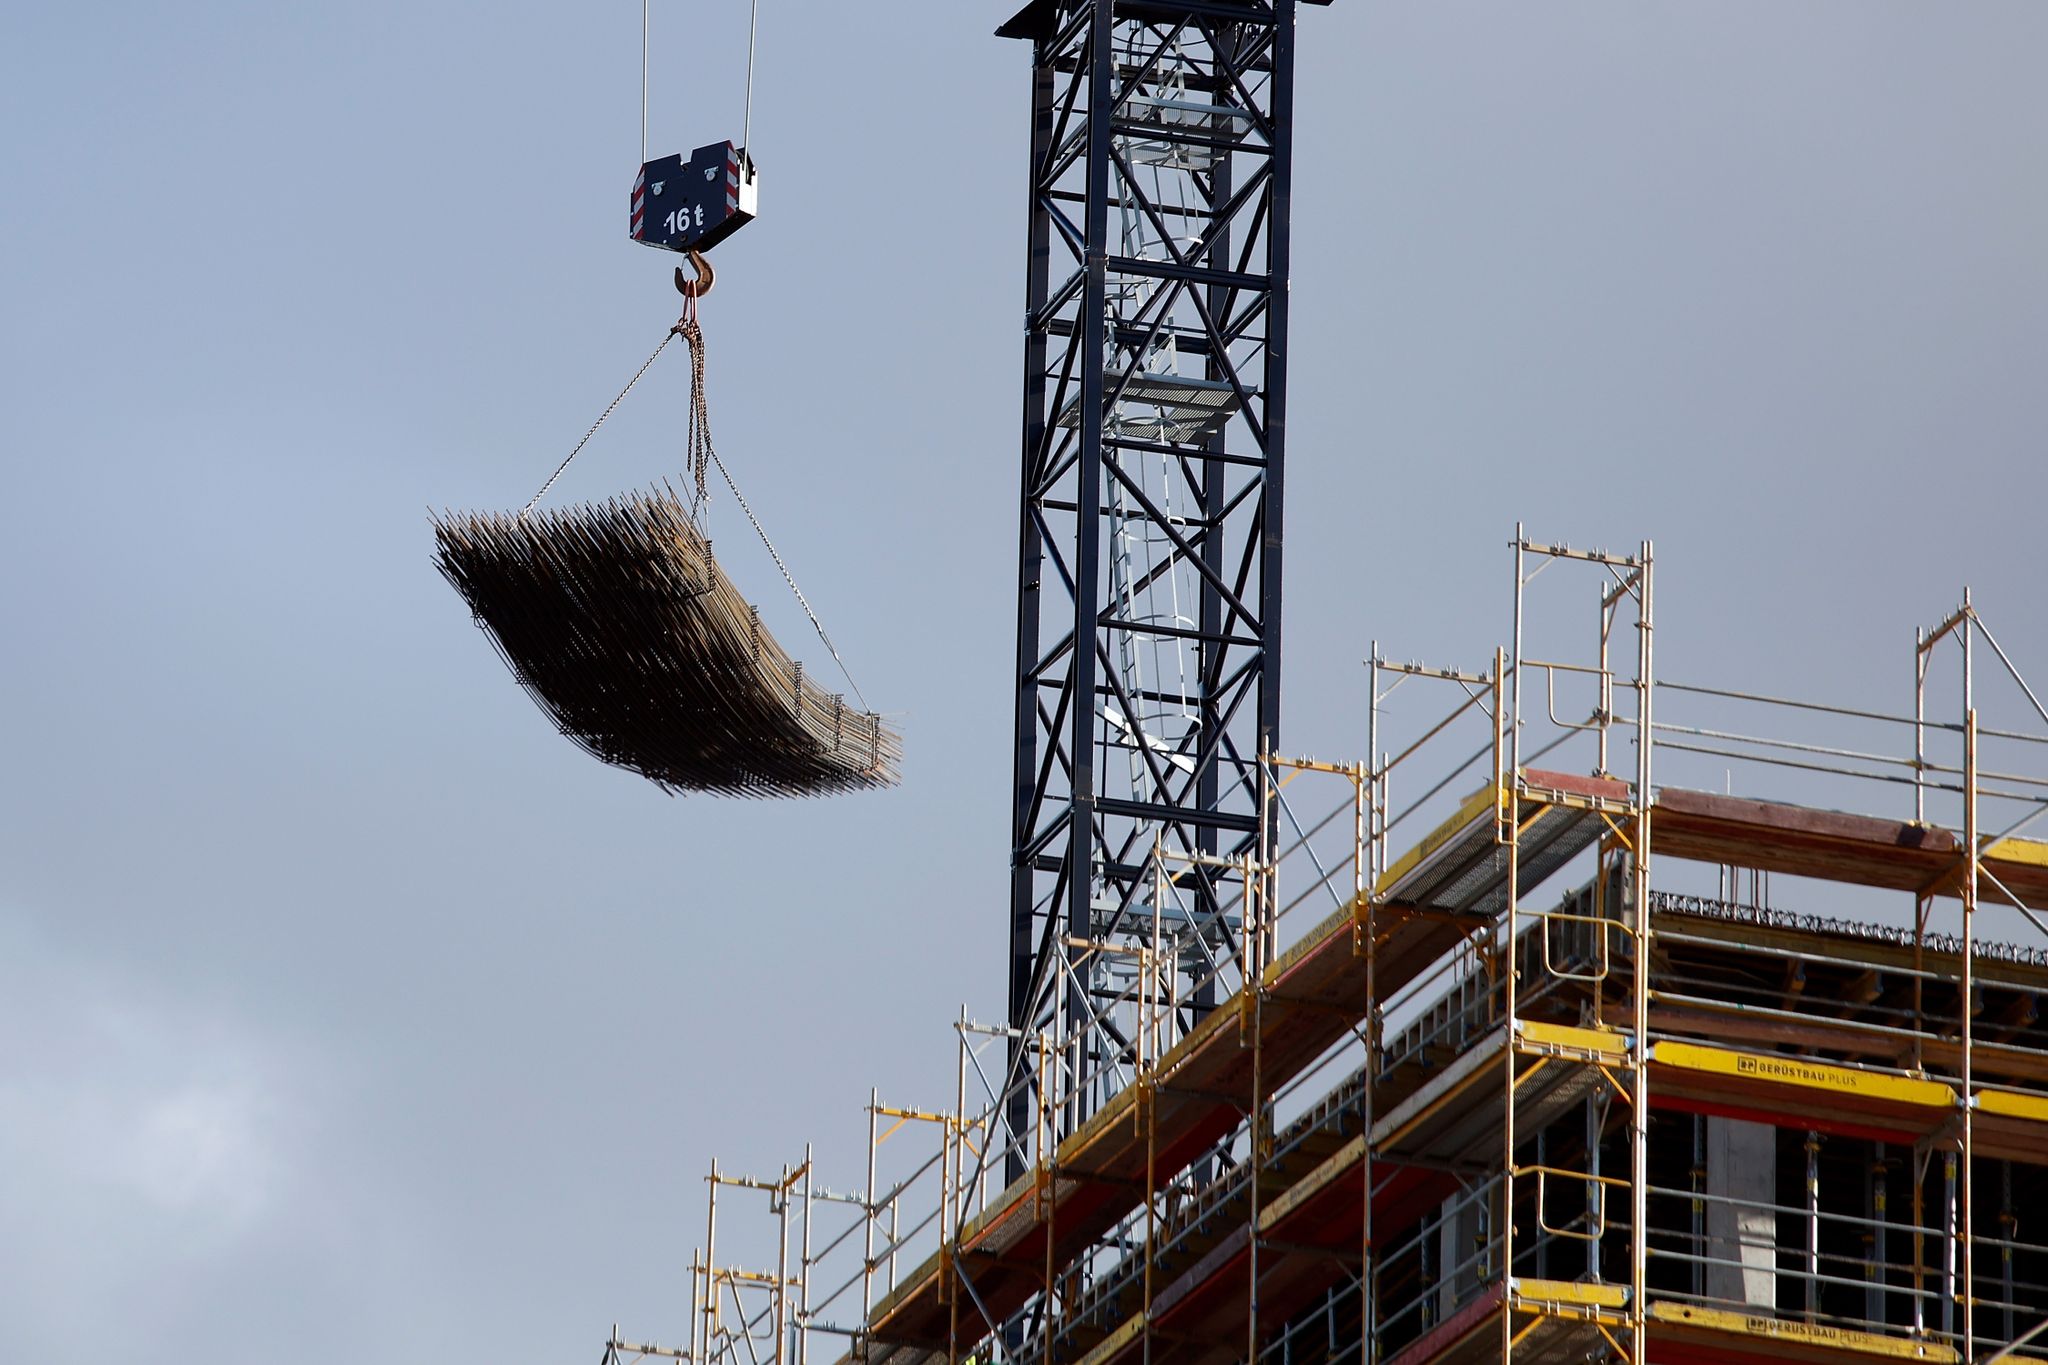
631,141 -> 758,256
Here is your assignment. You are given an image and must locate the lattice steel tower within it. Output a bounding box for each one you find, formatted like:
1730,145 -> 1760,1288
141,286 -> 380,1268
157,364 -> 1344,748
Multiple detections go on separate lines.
1002,0 -> 1316,1147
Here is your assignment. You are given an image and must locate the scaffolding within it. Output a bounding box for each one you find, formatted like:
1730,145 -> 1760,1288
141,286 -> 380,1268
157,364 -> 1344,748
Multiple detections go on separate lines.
608,530 -> 2048,1365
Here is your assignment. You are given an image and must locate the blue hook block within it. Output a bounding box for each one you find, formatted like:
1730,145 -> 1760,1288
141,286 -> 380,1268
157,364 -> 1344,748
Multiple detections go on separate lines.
630,141 -> 758,254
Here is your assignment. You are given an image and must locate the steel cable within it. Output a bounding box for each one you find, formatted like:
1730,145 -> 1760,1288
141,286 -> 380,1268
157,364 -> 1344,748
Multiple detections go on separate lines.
521,327 -> 680,516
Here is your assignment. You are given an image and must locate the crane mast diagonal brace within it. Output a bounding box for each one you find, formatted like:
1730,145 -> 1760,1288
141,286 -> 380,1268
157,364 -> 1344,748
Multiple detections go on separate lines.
1003,0 -> 1301,1162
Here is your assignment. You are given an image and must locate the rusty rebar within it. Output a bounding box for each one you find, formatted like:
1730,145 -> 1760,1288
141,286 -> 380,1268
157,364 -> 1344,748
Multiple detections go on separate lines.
433,487 -> 900,798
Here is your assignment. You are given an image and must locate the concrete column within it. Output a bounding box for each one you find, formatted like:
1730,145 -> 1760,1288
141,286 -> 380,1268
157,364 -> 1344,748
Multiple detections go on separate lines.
1705,1116 -> 1778,1310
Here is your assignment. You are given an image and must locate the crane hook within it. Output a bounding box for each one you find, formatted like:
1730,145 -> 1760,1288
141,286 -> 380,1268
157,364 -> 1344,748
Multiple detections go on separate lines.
674,248 -> 715,299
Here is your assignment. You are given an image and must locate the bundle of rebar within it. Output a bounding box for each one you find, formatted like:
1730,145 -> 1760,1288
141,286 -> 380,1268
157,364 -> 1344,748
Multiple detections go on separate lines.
433,488 -> 900,797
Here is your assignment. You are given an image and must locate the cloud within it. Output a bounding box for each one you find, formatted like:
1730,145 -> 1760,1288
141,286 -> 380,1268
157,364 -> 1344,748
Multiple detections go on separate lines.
129,1078 -> 280,1220
0,977 -> 286,1223
0,915 -> 324,1345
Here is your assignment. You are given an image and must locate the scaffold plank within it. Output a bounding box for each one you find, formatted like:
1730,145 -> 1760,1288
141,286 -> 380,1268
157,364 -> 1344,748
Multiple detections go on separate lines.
1378,770 -> 1627,918
1645,1301 -> 1960,1362
1650,789 -> 2048,909
1651,1041 -> 1956,1107
1640,1003 -> 2048,1088
1647,1041 -> 1956,1145
1515,1278 -> 1627,1312
1372,1028 -> 1607,1169
1976,1086 -> 2048,1122
1973,1085 -> 2048,1164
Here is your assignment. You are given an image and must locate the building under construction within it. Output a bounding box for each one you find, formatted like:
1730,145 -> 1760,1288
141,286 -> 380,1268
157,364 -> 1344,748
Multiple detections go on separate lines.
607,536 -> 2048,1365
602,3 -> 2048,1363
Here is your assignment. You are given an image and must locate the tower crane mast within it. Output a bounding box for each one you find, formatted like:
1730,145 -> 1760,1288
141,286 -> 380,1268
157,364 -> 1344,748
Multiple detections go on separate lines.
1002,0 -> 1324,1155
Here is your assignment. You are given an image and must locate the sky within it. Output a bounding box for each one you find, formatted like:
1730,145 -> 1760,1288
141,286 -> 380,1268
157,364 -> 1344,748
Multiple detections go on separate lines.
2,3 -> 2045,1362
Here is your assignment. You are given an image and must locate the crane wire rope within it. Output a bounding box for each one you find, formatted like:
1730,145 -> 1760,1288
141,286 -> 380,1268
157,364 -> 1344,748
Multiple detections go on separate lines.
741,0 -> 760,160
641,2 -> 758,179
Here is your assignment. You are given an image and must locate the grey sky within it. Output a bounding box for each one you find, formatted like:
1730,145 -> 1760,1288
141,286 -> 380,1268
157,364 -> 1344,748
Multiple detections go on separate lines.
2,3 -> 2043,1361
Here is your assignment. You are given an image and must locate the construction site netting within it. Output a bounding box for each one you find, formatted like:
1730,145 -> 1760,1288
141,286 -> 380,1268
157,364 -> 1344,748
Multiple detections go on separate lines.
434,490 -> 899,797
